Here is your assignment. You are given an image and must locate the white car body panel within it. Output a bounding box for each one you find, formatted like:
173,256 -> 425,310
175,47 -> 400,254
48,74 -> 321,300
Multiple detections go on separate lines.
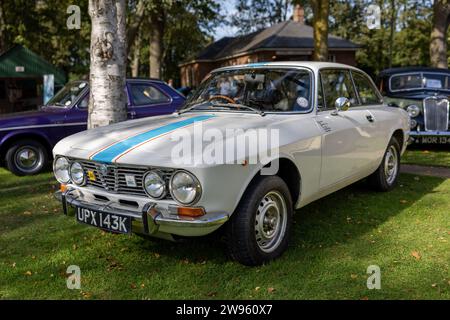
53,62 -> 410,237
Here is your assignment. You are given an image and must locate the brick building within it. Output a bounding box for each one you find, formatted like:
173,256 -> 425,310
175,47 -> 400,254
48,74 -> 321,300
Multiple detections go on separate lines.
179,6 -> 359,88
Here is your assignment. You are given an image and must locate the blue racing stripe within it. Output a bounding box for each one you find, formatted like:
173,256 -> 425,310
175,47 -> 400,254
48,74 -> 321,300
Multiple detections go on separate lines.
92,115 -> 214,163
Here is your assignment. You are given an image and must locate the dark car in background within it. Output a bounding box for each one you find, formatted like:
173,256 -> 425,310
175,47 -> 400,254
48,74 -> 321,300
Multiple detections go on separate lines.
378,67 -> 450,145
0,79 -> 185,176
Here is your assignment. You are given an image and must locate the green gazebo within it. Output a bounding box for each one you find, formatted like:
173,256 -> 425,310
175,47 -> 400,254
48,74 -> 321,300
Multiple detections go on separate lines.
0,45 -> 66,114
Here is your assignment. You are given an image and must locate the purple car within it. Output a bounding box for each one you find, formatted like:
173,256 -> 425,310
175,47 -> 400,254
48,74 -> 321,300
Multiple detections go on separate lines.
0,79 -> 185,176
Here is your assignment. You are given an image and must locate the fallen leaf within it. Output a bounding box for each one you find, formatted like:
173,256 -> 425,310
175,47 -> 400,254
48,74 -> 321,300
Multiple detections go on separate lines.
130,283 -> 137,289
25,271 -> 32,276
267,287 -> 275,294
431,283 -> 437,288
12,262 -> 16,268
422,150 -> 430,154
206,291 -> 217,297
140,283 -> 145,288
23,211 -> 32,215
411,251 -> 421,260
72,244 -> 77,250
255,287 -> 260,291
414,176 -> 420,181
154,253 -> 160,259
400,200 -> 408,204
351,274 -> 358,279
360,296 -> 369,300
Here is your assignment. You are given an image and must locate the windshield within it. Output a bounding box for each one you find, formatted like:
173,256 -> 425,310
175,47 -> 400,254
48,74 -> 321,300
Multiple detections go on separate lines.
182,68 -> 312,113
390,72 -> 450,92
46,81 -> 88,107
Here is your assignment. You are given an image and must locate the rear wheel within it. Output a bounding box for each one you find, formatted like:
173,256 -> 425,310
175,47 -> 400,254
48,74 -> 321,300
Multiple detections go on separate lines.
368,137 -> 400,191
5,139 -> 48,176
225,175 -> 293,266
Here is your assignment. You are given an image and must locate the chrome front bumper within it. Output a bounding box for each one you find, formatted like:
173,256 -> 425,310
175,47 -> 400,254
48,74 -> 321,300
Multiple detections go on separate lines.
55,190 -> 229,238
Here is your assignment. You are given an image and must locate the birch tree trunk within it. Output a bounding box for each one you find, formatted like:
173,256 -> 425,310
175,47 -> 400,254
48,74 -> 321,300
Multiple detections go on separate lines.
430,0 -> 450,69
149,5 -> 165,79
312,0 -> 329,62
88,0 -> 127,129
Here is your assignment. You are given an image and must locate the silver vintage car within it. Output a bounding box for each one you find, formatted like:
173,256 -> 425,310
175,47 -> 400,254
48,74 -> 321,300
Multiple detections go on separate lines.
54,62 -> 409,265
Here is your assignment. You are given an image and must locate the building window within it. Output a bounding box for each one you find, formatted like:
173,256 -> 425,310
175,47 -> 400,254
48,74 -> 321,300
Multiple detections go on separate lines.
328,54 -> 336,62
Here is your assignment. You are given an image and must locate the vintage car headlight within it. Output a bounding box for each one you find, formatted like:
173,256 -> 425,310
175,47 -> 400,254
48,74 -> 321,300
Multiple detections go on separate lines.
410,119 -> 417,129
406,105 -> 420,118
143,170 -> 167,199
69,161 -> 85,185
53,157 -> 70,183
170,171 -> 201,205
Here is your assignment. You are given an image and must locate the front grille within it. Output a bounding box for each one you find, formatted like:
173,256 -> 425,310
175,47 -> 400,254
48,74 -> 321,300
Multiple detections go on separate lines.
423,96 -> 449,131
78,160 -> 174,198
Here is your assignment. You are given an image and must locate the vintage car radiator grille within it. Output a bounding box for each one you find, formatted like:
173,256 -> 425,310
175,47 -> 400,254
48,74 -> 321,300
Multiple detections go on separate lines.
78,160 -> 174,198
423,97 -> 449,132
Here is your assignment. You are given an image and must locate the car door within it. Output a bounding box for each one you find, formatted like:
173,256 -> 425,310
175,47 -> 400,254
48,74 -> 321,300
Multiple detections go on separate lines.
316,69 -> 377,189
64,91 -> 89,137
127,81 -> 176,119
350,70 -> 388,168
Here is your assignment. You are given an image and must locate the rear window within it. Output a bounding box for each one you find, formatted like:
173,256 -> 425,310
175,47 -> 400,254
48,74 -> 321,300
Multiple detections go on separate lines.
390,72 -> 450,91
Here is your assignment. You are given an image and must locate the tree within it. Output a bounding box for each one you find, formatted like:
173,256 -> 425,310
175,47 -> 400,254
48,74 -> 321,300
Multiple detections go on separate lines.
148,1 -> 166,79
430,0 -> 450,68
0,0 -> 6,53
231,0 -> 291,34
88,0 -> 127,128
312,0 -> 329,61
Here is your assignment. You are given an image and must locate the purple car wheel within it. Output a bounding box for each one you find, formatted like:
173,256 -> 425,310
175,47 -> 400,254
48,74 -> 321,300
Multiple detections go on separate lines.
5,139 -> 48,176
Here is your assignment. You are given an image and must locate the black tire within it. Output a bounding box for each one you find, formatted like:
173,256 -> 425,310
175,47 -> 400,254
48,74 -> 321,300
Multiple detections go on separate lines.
368,137 -> 401,192
5,139 -> 48,176
225,175 -> 293,266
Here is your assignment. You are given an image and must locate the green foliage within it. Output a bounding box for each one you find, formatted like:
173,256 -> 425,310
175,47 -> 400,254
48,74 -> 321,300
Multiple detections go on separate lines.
230,0 -> 291,34
1,0 -> 91,80
329,0 -> 433,76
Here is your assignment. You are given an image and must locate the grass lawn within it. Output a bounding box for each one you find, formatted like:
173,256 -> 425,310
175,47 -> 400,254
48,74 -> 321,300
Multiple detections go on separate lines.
402,149 -> 450,168
0,168 -> 449,300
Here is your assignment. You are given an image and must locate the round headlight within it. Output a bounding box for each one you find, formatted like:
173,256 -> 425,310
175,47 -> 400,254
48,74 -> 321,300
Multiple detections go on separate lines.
143,171 -> 166,199
407,105 -> 420,118
70,162 -> 85,185
53,157 -> 70,183
170,171 -> 201,205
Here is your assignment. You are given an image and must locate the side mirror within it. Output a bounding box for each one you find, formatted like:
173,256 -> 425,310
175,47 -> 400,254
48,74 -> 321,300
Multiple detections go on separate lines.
332,97 -> 350,115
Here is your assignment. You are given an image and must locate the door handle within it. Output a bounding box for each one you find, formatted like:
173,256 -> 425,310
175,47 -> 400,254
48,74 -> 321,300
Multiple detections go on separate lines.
366,114 -> 375,122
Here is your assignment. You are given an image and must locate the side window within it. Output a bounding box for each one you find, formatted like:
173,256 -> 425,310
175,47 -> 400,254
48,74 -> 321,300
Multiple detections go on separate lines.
320,69 -> 358,110
130,83 -> 170,106
78,94 -> 89,109
352,72 -> 382,105
317,76 -> 325,110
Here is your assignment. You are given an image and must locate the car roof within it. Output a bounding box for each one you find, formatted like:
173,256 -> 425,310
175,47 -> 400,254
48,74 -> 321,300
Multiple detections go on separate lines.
379,67 -> 450,77
212,61 -> 362,73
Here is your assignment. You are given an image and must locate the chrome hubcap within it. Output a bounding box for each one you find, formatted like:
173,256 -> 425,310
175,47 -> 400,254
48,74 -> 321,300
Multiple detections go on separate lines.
384,145 -> 398,185
15,147 -> 41,172
254,191 -> 287,253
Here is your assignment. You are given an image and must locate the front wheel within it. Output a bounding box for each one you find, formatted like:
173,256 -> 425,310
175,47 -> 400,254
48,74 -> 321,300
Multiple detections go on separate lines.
368,137 -> 401,192
225,175 -> 293,266
5,139 -> 48,176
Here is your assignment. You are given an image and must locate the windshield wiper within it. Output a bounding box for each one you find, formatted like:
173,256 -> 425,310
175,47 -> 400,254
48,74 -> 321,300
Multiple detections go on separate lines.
210,102 -> 265,116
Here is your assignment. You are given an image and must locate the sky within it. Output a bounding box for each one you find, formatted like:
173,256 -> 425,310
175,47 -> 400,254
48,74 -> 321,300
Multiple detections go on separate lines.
211,0 -> 294,40
213,0 -> 239,40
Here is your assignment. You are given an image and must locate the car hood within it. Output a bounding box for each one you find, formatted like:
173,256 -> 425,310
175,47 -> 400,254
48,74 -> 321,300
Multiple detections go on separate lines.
54,112 -> 299,168
0,106 -> 65,129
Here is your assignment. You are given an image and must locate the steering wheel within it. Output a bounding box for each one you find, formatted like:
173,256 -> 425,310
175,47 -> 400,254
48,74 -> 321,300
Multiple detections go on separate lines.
209,95 -> 237,104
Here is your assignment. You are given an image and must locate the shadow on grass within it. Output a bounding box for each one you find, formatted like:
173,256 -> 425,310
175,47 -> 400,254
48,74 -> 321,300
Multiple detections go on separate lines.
125,173 -> 446,263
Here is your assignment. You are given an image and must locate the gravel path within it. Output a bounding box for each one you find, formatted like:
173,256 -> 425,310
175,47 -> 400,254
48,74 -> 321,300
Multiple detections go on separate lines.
401,164 -> 450,179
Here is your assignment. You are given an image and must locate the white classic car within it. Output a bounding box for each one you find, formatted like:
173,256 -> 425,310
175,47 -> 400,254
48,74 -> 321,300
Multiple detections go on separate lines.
53,62 -> 409,266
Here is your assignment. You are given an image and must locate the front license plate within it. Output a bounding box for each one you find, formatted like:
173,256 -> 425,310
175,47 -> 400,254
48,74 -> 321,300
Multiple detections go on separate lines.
75,206 -> 131,234
419,136 -> 450,144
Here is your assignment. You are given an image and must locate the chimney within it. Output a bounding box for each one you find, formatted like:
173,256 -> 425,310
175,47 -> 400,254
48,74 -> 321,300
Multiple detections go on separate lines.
293,4 -> 304,24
